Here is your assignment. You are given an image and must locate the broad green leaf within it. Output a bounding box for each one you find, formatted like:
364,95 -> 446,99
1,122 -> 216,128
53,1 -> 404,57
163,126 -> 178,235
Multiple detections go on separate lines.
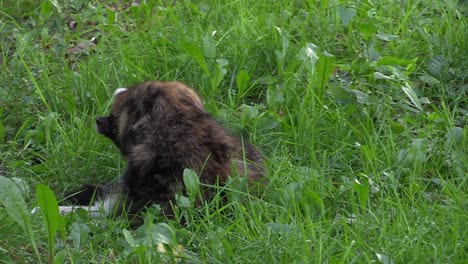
299,42 -> 319,73
266,84 -> 285,107
419,97 -> 431,104
175,194 -> 191,208
361,42 -> 380,62
283,182 -> 303,205
11,177 -> 31,195
0,176 -> 32,231
389,66 -> 408,81
239,103 -> 266,128
353,178 -> 369,208
181,42 -> 210,76
106,8 -> 116,24
257,112 -> 279,131
24,129 -> 45,146
40,1 -> 54,18
412,138 -> 428,150
183,168 -> 200,201
358,23 -> 377,39
43,112 -> 58,135
216,58 -> 228,69
303,190 -> 324,208
390,121 -> 405,134
211,59 -> 229,94
53,249 -> 67,264
142,222 -> 175,245
427,55 -> 447,76
328,85 -> 357,105
401,82 -> 423,111
0,176 -> 40,260
236,70 -> 251,95
70,222 -> 91,250
36,184 -> 62,263
274,26 -> 289,58
410,138 -> 428,164
445,127 -> 464,149
123,229 -> 138,247
419,74 -> 441,86
348,89 -> 369,104
316,52 -> 336,97
373,72 -> 394,80
189,2 -> 200,14
337,7 -> 356,26
156,229 -> 175,247
203,33 -> 216,59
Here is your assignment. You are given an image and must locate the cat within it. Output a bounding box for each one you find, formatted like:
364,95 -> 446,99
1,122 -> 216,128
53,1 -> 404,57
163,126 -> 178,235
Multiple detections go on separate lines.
59,81 -> 265,220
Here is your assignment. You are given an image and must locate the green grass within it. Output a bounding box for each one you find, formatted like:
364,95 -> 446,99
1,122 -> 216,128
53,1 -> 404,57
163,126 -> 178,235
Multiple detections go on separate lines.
0,0 -> 467,263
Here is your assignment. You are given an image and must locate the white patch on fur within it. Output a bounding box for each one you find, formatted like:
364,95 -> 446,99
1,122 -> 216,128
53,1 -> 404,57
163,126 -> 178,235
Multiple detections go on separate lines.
113,87 -> 128,97
54,194 -> 120,219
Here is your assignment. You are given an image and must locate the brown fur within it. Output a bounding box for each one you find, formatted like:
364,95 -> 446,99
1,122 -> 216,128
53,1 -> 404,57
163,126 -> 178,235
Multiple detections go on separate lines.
66,81 -> 265,218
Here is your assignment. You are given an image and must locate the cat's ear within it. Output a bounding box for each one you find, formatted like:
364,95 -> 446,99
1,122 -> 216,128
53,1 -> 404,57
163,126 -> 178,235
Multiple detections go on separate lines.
113,88 -> 128,98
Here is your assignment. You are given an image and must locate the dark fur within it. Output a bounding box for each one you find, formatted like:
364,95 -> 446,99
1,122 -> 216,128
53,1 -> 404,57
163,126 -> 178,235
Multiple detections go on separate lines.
65,81 -> 265,217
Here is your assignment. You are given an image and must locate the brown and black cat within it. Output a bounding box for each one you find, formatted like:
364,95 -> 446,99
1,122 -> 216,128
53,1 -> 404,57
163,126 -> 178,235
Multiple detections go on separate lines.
60,81 -> 265,219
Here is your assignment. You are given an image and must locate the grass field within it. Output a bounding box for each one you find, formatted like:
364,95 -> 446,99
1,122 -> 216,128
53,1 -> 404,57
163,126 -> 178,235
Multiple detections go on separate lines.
0,0 -> 467,263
